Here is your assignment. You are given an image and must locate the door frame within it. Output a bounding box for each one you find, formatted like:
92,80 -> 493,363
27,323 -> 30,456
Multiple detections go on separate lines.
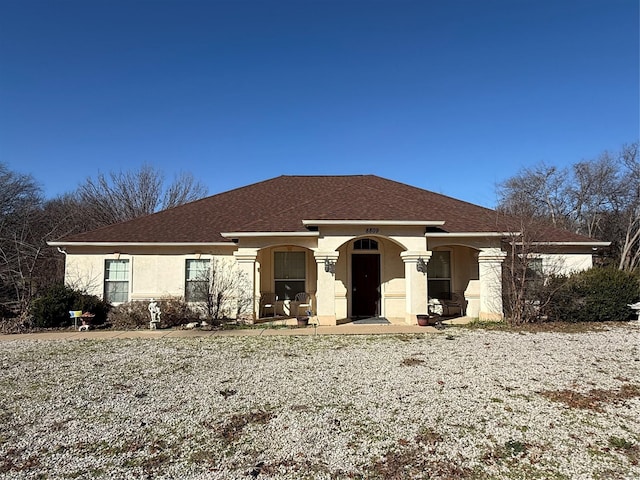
350,253 -> 381,318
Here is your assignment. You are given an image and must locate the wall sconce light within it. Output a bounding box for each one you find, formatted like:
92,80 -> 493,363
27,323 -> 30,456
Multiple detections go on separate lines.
416,257 -> 428,273
324,258 -> 336,274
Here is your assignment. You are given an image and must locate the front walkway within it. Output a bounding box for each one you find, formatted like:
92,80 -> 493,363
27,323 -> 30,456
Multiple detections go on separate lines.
0,317 -> 471,341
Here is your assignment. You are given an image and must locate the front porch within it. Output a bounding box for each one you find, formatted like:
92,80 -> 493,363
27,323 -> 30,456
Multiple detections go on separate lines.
234,230 -> 507,326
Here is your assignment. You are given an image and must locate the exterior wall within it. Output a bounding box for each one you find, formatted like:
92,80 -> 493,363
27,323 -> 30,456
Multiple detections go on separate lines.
539,253 -> 593,275
59,232 -> 599,326
381,242 -> 406,322
66,252 -> 190,301
130,255 -> 188,299
334,243 -> 349,321
65,254 -> 108,298
62,245 -> 237,304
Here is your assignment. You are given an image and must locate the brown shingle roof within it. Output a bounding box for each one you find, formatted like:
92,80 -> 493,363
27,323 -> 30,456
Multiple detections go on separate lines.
58,175 -> 598,244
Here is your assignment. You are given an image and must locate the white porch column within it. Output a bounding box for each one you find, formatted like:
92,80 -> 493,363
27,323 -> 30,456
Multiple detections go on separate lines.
400,251 -> 431,325
234,248 -> 259,320
314,251 -> 339,326
478,248 -> 507,321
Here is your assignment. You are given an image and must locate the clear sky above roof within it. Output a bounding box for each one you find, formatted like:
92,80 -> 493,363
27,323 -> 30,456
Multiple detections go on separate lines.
1,0 -> 638,208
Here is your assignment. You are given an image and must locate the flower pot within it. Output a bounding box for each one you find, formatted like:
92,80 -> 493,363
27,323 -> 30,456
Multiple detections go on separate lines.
297,317 -> 309,328
417,314 -> 436,326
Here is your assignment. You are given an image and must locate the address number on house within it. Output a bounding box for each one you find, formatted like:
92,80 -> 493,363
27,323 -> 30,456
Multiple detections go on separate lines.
365,228 -> 379,234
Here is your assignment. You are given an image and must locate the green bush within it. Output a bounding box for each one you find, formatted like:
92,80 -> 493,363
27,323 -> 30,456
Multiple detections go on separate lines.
108,297 -> 202,329
30,284 -> 110,328
546,268 -> 640,322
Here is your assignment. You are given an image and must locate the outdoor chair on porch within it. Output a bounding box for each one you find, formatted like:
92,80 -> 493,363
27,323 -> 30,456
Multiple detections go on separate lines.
259,293 -> 278,318
293,292 -> 312,317
441,292 -> 465,317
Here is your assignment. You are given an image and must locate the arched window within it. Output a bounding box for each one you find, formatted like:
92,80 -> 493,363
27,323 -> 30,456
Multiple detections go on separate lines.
354,238 -> 378,250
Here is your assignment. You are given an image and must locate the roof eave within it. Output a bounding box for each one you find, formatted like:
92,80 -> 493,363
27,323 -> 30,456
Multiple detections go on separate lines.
302,220 -> 446,226
527,241 -> 611,247
425,232 -> 520,238
48,241 -> 234,247
220,232 -> 320,238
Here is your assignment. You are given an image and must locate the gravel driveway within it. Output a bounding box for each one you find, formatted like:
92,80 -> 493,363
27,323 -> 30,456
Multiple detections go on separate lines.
1,324 -> 639,479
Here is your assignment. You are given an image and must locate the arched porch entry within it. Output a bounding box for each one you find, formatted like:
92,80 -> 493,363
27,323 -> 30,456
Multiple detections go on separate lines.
254,243 -> 317,318
427,245 -> 480,309
425,234 -> 507,320
334,235 -> 407,322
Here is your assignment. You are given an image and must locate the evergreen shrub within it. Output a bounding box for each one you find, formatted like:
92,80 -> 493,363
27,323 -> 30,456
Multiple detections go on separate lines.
546,268 -> 639,322
30,284 -> 109,328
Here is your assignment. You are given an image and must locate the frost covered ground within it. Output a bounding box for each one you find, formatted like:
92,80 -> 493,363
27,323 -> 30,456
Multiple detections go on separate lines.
0,324 -> 639,479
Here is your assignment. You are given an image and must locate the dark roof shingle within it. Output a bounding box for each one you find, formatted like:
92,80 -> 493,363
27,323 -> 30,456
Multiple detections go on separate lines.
59,175 -> 598,244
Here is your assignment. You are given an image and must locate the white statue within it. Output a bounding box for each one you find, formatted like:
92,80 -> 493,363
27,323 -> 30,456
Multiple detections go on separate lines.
148,299 -> 161,329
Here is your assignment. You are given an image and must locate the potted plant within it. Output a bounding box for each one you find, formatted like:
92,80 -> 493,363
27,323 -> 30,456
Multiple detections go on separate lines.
296,308 -> 312,328
417,299 -> 444,326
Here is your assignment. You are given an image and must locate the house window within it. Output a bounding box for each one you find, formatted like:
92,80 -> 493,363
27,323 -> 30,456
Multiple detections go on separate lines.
354,238 -> 378,250
524,257 -> 544,287
104,259 -> 129,303
427,251 -> 452,300
526,258 -> 543,278
274,251 -> 305,301
186,259 -> 210,302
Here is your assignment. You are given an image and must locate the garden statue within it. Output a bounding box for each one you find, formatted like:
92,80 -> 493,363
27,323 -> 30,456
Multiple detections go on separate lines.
148,299 -> 161,329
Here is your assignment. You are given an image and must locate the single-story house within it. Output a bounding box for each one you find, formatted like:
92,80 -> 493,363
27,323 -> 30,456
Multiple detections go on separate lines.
50,175 -> 608,325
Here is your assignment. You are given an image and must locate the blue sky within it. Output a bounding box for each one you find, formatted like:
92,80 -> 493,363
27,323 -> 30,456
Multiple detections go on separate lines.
1,0 -> 638,208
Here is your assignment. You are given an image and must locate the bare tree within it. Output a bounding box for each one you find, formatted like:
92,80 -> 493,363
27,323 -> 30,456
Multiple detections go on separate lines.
570,153 -> 623,238
0,164 -> 44,315
618,142 -> 640,271
500,216 -> 569,325
498,163 -> 572,229
190,258 -> 253,321
497,142 -> 640,271
76,164 -> 208,227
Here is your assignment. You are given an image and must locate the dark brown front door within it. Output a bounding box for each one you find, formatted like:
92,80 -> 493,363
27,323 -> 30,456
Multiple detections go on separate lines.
352,254 -> 380,317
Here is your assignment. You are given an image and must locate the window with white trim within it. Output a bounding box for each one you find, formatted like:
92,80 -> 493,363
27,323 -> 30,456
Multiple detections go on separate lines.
104,259 -> 129,303
427,251 -> 452,300
274,251 -> 305,301
185,259 -> 210,302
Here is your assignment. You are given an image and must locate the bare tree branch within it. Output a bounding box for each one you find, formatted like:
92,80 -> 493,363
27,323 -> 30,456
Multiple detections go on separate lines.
496,142 -> 640,271
76,164 -> 208,227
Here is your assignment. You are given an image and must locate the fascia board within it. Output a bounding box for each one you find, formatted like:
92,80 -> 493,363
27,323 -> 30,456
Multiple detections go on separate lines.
527,241 -> 611,247
47,241 -> 234,247
425,232 -> 519,238
220,232 -> 320,238
302,220 -> 446,226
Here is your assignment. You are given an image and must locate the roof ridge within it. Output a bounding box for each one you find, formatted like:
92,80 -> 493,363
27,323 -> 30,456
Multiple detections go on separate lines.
278,174 -> 375,179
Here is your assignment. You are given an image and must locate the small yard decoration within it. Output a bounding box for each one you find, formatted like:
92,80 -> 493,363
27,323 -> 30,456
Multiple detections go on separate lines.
148,299 -> 161,329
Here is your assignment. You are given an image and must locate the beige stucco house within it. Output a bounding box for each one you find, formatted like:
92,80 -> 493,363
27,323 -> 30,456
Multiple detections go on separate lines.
50,175 -> 607,325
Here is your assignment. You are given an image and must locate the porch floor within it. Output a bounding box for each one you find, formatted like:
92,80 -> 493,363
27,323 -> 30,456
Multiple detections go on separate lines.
351,317 -> 391,325
255,315 -> 469,328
